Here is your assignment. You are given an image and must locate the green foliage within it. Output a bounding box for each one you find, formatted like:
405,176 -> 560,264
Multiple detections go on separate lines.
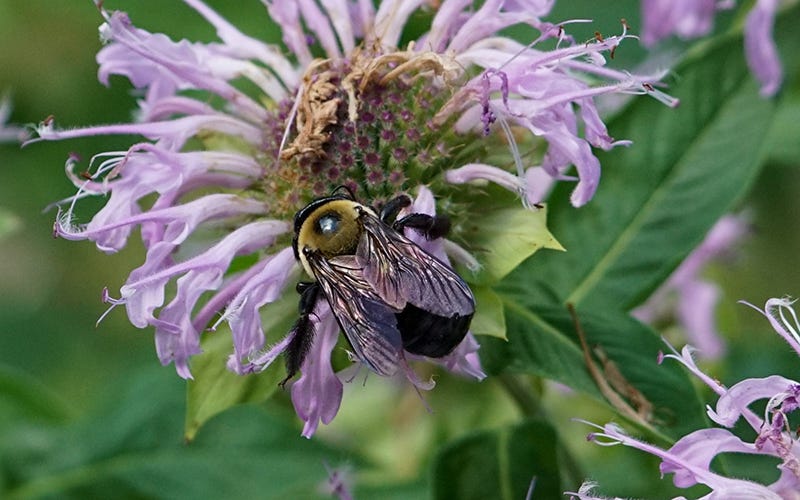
476,10 -> 776,448
445,8 -> 789,496
483,304 -> 707,441
1,368 -> 353,500
505,38 -> 776,311
432,419 -> 560,500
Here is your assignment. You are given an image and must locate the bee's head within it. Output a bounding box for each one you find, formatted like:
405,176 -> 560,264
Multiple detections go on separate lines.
293,195 -> 374,276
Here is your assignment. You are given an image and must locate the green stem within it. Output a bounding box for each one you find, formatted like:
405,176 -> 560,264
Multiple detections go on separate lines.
497,373 -> 545,418
496,374 -> 586,491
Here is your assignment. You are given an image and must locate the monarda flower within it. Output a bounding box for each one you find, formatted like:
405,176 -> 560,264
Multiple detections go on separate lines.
579,297 -> 800,498
33,0 -> 675,436
641,0 -> 783,96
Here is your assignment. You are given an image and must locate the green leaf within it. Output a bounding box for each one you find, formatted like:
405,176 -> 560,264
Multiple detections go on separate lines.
479,300 -> 597,396
462,203 -> 563,286
431,418 -> 560,500
470,286 -> 507,339
482,299 -> 707,442
184,291 -> 298,441
503,28 -> 777,311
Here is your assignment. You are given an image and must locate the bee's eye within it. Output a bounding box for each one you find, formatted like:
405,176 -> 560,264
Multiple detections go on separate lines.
316,212 -> 341,235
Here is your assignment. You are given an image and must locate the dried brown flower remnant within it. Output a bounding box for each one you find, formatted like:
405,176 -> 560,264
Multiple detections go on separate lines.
280,45 -> 463,164
280,59 -> 342,161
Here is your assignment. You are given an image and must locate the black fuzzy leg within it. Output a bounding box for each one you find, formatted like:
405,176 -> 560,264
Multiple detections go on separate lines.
280,281 -> 321,387
394,213 -> 451,240
379,194 -> 412,224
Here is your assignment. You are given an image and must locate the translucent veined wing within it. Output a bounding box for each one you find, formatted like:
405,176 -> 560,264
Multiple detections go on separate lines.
305,251 -> 403,376
357,212 -> 474,318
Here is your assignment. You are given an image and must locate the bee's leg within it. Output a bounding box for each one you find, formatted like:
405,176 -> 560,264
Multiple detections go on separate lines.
331,184 -> 356,200
394,213 -> 451,240
280,281 -> 321,387
378,194 -> 412,223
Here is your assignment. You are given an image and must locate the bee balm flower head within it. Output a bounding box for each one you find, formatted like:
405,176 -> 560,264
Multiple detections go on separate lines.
35,0 -> 676,436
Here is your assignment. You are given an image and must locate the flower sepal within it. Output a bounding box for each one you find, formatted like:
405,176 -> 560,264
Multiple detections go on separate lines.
446,185 -> 564,286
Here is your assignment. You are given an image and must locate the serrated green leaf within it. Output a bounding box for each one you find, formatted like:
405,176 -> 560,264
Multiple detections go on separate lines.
503,27 -> 776,311
463,204 -> 563,286
470,286 -> 506,339
184,291 -> 298,441
432,419 -> 560,500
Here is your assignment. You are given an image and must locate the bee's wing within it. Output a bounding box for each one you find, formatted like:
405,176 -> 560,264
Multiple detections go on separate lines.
358,214 -> 474,318
308,253 -> 403,376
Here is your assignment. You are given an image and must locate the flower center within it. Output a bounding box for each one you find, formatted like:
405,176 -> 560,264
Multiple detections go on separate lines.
261,47 -> 478,218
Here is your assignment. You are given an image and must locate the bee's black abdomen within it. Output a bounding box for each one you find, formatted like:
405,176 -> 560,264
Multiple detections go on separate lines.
396,303 -> 472,357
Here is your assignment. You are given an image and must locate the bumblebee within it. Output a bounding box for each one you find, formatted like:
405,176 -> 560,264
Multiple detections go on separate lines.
282,188 -> 475,383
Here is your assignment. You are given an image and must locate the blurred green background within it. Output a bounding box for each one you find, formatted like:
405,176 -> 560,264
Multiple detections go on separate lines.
1,0 -> 800,498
